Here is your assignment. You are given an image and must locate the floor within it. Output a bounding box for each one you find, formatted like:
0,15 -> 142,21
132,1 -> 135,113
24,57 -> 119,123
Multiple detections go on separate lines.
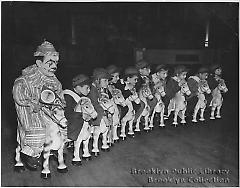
1,85 -> 239,187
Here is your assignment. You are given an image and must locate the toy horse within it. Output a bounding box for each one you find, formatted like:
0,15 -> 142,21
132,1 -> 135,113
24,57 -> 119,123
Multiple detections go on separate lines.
40,105 -> 68,178
135,84 -> 154,132
210,79 -> 228,119
192,80 -> 211,122
107,88 -> 126,144
91,95 -> 115,156
167,80 -> 191,126
149,82 -> 166,128
120,89 -> 140,140
71,97 -> 98,165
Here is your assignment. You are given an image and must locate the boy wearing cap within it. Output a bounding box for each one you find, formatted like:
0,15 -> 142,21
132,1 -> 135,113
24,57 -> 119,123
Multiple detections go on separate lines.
106,64 -> 123,91
186,67 -> 210,117
63,74 -> 91,146
118,67 -> 141,119
165,65 -> 189,112
207,64 -> 223,91
13,41 -> 64,170
135,59 -> 151,92
89,68 -> 112,127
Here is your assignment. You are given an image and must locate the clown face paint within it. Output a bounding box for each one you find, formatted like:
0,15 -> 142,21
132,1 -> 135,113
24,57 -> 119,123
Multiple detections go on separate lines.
37,55 -> 59,76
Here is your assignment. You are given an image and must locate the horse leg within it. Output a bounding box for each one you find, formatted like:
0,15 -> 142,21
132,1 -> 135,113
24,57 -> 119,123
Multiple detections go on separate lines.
101,127 -> 110,151
144,113 -> 150,132
216,104 -> 222,118
199,106 -> 206,121
159,106 -> 165,127
134,116 -> 141,132
57,141 -> 68,173
41,148 -> 51,179
173,110 -> 178,126
82,136 -> 92,160
180,108 -> 187,124
14,144 -> 25,172
120,118 -> 127,140
128,118 -> 135,136
192,105 -> 199,123
112,124 -> 119,142
149,108 -> 156,129
72,138 -> 82,166
92,127 -> 100,156
210,106 -> 216,119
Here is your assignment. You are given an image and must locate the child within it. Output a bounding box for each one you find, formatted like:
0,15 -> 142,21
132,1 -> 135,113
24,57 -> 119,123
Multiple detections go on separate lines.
106,64 -> 122,91
63,74 -> 92,149
135,59 -> 151,92
207,64 -> 223,91
186,67 -> 209,116
89,68 -> 112,127
165,65 -> 189,113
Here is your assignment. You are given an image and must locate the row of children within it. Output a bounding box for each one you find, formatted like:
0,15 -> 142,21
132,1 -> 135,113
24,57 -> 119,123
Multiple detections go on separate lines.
64,59 -> 227,147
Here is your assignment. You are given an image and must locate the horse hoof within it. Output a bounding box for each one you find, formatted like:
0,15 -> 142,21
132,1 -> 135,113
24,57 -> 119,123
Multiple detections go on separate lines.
57,167 -> 68,173
72,161 -> 82,166
82,156 -> 92,161
216,116 -> 221,119
41,173 -> 51,179
210,117 -> 215,120
101,148 -> 110,152
93,152 -> 99,157
192,119 -> 197,123
181,121 -> 186,124
114,139 -> 119,143
199,118 -> 205,121
14,166 -> 25,173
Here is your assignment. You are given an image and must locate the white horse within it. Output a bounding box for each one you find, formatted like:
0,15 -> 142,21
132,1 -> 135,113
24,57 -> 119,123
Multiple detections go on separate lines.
135,84 -> 154,132
40,105 -> 68,178
91,94 -> 115,156
120,89 -> 140,140
149,82 -> 166,128
71,97 -> 98,165
107,88 -> 126,144
167,80 -> 191,126
192,80 -> 211,122
210,79 -> 228,119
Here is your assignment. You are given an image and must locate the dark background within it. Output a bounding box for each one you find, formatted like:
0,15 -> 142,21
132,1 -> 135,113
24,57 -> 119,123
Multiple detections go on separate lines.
1,1 -> 239,155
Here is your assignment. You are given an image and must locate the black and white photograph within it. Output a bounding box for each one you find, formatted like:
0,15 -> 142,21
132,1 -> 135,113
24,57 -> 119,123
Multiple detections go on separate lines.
1,1 -> 239,187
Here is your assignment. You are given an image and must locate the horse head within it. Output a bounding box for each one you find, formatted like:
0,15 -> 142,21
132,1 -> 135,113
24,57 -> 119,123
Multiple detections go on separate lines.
179,80 -> 191,96
154,82 -> 166,97
75,97 -> 98,121
141,84 -> 154,100
199,80 -> 211,94
99,96 -> 115,114
50,106 -> 68,128
112,88 -> 126,107
218,79 -> 228,93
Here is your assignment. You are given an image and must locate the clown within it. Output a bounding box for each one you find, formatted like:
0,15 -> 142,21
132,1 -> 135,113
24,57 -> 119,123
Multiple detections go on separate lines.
12,41 -> 64,171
